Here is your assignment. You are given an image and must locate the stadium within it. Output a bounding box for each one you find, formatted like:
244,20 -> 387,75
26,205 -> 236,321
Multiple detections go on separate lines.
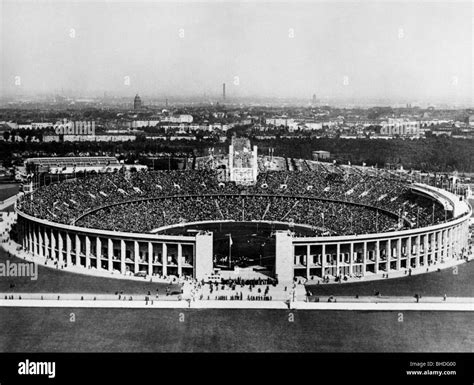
14,138 -> 472,284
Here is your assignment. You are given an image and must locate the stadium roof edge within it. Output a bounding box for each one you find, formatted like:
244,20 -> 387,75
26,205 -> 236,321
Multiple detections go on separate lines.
410,183 -> 470,218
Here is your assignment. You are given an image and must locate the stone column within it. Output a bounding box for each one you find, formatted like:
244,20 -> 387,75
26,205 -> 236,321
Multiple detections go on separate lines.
430,233 -> 436,264
457,226 -> 461,256
336,243 -> 341,278
349,242 -> 354,276
120,240 -> 126,274
386,240 -> 391,272
374,240 -> 380,274
442,229 -> 447,260
436,231 -> 441,262
178,243 -> 183,277
448,228 -> 453,258
22,221 -> 26,249
134,241 -> 139,274
108,238 -> 113,272
32,226 -> 37,256
396,238 -> 402,270
444,228 -> 448,258
85,235 -> 91,268
18,220 -> 24,248
66,233 -> 72,266
44,228 -> 49,259
96,237 -> 102,270
38,228 -> 44,258
415,235 -> 420,268
148,242 -> 153,276
321,244 -> 326,278
406,237 -> 411,268
28,224 -> 33,253
162,243 -> 168,276
50,229 -> 56,262
58,232 -> 64,266
453,227 -> 458,257
194,233 -> 214,281
306,245 -> 311,279
362,242 -> 367,276
424,234 -> 429,266
75,234 -> 81,266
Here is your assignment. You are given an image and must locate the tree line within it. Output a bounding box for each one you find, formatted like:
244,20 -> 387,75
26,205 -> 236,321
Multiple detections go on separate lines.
1,136 -> 473,173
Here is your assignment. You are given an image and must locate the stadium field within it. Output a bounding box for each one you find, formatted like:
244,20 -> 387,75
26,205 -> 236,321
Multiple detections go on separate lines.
159,221 -> 313,268
0,307 -> 472,352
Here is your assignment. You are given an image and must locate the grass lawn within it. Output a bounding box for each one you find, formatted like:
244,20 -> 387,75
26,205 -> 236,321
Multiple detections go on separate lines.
1,204 -> 15,212
0,307 -> 472,352
2,244 -> 474,298
0,184 -> 19,201
0,248 -> 179,295
306,261 -> 474,298
1,243 -> 473,352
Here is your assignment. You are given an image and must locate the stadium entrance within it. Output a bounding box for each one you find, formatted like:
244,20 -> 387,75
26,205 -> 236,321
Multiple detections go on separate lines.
157,221 -> 314,278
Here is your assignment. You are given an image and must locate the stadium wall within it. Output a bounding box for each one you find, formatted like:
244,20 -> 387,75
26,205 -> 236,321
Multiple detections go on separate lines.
15,210 -> 213,280
14,187 -> 472,284
282,208 -> 471,282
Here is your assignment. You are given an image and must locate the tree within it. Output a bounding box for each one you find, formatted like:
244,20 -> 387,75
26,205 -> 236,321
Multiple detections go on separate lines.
19,130 -> 27,142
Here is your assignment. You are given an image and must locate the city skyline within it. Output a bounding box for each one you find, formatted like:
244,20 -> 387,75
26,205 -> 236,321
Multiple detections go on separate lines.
0,1 -> 473,106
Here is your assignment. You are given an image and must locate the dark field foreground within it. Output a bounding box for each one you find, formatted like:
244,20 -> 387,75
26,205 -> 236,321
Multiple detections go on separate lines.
307,260 -> 474,298
3,247 -> 474,298
0,249 -> 179,295
0,307 -> 472,352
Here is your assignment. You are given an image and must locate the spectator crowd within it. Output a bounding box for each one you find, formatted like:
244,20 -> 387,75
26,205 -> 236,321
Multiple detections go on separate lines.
18,168 -> 447,235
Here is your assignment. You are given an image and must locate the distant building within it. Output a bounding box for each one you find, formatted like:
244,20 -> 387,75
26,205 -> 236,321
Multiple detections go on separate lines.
43,135 -> 136,142
312,150 -> 330,161
304,122 -> 323,131
160,115 -> 194,124
229,137 -> 258,185
130,120 -> 160,128
429,128 -> 453,137
134,94 -> 142,110
468,115 -> 474,126
14,122 -> 53,130
17,156 -> 146,193
266,117 -> 294,127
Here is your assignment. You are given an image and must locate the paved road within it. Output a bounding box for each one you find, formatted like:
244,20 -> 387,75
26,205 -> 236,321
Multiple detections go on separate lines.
1,292 -> 473,310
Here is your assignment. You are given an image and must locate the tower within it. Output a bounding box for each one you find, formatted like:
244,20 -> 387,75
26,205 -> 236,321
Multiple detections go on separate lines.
222,83 -> 226,101
134,94 -> 142,111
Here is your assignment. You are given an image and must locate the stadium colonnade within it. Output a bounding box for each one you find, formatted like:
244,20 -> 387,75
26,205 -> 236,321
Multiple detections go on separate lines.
276,212 -> 470,281
15,183 -> 471,283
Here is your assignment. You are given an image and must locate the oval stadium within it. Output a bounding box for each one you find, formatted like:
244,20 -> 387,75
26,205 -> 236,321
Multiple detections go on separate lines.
15,138 -> 472,284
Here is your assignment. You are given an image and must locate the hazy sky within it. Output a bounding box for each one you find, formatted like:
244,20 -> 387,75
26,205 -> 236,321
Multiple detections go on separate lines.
1,0 -> 472,104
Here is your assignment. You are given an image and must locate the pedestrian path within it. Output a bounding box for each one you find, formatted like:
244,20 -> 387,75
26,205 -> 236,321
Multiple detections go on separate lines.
1,296 -> 473,311
1,292 -> 473,311
0,195 -> 16,211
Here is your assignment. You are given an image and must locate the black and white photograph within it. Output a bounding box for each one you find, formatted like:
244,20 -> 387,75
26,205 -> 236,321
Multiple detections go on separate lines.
0,0 -> 473,382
